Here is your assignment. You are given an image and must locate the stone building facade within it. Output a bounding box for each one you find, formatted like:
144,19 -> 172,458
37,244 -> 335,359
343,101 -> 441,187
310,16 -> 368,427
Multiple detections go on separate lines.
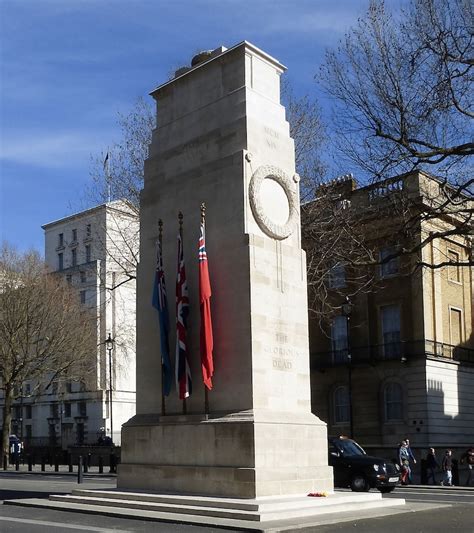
6,201 -> 137,448
307,171 -> 473,460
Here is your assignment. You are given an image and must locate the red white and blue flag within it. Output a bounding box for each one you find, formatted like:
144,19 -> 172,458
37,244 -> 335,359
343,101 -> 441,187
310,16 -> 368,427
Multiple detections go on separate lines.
176,232 -> 192,399
199,219 -> 214,390
152,239 -> 172,396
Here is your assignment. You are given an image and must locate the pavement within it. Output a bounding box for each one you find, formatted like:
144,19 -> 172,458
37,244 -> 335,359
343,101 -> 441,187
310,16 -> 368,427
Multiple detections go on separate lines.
0,472 -> 473,532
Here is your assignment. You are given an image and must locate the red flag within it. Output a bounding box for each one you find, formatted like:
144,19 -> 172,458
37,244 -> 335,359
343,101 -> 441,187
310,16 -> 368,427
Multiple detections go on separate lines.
199,218 -> 214,390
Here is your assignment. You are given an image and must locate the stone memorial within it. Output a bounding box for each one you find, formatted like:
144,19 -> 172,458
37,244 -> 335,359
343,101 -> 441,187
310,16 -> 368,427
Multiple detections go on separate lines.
119,40 -> 334,498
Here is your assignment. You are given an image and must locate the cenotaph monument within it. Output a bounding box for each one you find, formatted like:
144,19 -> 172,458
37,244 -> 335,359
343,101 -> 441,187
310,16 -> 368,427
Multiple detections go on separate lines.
119,41 -> 333,498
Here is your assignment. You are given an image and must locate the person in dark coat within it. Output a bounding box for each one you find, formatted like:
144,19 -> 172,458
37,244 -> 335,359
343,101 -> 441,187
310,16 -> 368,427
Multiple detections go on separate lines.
442,449 -> 453,486
426,447 -> 439,485
460,447 -> 473,486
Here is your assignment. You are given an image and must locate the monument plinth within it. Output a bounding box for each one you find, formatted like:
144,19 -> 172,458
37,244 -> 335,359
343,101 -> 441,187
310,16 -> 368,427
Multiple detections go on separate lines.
119,41 -> 333,498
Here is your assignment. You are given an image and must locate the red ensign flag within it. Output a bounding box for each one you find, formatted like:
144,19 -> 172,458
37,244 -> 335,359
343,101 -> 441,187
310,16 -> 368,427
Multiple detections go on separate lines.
199,218 -> 214,390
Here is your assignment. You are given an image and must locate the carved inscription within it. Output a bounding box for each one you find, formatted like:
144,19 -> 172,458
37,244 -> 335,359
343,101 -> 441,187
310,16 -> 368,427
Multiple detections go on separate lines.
265,331 -> 304,371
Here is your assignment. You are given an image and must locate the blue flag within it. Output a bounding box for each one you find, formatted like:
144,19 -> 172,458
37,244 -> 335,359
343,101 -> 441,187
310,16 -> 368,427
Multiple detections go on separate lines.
152,239 -> 172,396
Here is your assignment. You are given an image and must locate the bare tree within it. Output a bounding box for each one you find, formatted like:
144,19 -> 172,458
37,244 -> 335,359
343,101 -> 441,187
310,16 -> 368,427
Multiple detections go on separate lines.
0,244 -> 96,465
320,0 -> 473,188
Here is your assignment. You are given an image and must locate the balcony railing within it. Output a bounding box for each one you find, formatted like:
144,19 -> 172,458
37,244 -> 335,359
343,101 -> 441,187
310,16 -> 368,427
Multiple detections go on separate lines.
312,340 -> 474,370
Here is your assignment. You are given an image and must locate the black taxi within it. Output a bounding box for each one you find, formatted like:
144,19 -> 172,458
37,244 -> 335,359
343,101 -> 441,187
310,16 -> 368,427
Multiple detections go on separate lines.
329,436 -> 400,492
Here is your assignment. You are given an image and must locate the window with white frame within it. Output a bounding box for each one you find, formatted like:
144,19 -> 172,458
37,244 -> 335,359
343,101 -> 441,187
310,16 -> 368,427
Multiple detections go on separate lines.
447,250 -> 461,283
381,304 -> 401,357
329,263 -> 346,289
449,307 -> 463,346
380,247 -> 399,277
331,315 -> 348,363
384,382 -> 403,421
333,386 -> 350,424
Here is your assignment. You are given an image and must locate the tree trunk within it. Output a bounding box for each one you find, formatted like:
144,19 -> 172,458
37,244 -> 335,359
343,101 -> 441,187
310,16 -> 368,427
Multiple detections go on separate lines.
1,385 -> 13,469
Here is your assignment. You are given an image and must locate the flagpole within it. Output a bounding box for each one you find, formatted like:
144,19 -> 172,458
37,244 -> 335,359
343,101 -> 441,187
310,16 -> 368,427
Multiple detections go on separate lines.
158,219 -> 166,417
179,211 -> 187,416
201,203 -> 210,416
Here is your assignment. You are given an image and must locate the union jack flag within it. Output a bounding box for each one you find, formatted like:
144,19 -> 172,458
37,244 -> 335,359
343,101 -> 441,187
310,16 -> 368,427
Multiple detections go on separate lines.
152,239 -> 172,396
176,232 -> 192,399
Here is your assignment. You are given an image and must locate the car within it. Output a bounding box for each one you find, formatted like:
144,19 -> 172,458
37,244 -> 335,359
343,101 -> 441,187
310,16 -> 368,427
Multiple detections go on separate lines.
328,436 -> 400,493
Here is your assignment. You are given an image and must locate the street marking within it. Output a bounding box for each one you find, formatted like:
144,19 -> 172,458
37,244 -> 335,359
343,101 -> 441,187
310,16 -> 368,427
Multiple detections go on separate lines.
0,516 -> 130,532
395,498 -> 474,504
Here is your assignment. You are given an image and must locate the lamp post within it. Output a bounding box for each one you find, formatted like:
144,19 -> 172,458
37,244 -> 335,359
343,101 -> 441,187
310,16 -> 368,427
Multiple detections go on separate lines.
105,333 -> 114,444
341,297 -> 353,439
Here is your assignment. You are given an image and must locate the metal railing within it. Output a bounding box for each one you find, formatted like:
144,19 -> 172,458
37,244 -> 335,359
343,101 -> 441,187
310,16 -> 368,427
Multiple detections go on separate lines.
312,340 -> 474,369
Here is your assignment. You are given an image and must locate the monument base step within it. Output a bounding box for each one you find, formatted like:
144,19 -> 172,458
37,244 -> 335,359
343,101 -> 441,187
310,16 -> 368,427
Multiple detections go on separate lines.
5,489 -> 406,531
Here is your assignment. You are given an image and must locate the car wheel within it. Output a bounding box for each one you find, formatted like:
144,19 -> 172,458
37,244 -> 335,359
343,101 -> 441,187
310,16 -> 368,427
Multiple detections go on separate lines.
350,475 -> 370,492
378,487 -> 395,493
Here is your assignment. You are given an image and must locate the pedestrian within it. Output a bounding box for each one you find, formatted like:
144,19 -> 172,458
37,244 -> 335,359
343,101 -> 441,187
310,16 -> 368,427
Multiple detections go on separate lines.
426,447 -> 439,485
460,447 -> 473,487
405,438 -> 417,483
441,449 -> 453,486
399,440 -> 411,485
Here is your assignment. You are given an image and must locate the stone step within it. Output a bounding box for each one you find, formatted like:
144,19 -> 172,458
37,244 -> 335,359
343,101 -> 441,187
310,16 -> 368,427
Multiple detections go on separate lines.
49,492 -> 404,522
71,488 -> 382,512
5,496 -> 407,531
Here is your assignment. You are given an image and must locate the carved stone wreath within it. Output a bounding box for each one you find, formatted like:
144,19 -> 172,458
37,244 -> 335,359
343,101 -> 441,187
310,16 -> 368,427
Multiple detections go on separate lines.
249,165 -> 298,240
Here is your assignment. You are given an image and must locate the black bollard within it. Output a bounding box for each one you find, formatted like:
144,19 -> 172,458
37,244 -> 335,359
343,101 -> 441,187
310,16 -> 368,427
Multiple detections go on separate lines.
452,459 -> 460,486
2,455 -> 7,470
68,455 -> 73,473
98,456 -> 103,474
420,458 -> 427,485
87,453 -> 92,468
77,456 -> 83,484
28,455 -> 32,472
15,457 -> 20,471
54,456 -> 59,472
83,459 -> 88,473
109,453 -> 116,474
41,457 -> 46,472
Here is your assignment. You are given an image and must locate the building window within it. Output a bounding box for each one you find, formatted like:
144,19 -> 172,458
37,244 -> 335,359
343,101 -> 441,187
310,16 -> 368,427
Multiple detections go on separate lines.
58,233 -> 64,247
86,224 -> 91,238
13,405 -> 22,419
328,263 -> 346,289
333,386 -> 350,424
331,315 -> 348,363
380,247 -> 399,277
58,253 -> 64,271
80,290 -> 86,304
449,307 -> 463,346
384,382 -> 403,421
25,405 -> 32,419
50,403 -> 59,418
78,402 -> 87,417
447,250 -> 460,283
72,248 -> 77,267
381,304 -> 401,358
66,381 -> 73,393
24,383 -> 31,395
64,402 -> 72,418
76,423 -> 85,445
80,271 -> 86,283
72,228 -> 77,242
85,244 -> 91,263
25,425 -> 32,440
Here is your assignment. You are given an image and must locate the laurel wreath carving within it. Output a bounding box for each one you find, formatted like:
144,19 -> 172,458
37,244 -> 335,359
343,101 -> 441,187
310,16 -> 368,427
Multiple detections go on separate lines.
249,165 -> 298,240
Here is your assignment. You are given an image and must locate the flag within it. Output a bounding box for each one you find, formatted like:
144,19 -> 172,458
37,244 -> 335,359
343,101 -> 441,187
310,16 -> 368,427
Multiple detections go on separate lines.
152,239 -> 172,396
176,232 -> 192,399
103,152 -> 109,172
199,219 -> 214,390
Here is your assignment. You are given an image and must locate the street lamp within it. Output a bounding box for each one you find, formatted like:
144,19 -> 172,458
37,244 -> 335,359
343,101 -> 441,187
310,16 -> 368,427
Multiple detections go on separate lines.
105,333 -> 115,444
341,297 -> 353,439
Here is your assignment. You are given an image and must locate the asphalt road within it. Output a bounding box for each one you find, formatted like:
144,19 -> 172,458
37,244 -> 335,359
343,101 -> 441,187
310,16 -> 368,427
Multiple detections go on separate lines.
0,473 -> 473,532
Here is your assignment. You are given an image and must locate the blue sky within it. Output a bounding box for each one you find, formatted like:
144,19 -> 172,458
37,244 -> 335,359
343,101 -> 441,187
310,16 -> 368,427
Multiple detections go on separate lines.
0,0 -> 378,254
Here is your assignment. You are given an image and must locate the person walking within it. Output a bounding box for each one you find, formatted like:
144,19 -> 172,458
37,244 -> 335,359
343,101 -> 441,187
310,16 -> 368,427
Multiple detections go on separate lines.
460,447 -> 474,486
399,441 -> 411,485
405,438 -> 417,483
426,447 -> 439,485
442,449 -> 453,486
